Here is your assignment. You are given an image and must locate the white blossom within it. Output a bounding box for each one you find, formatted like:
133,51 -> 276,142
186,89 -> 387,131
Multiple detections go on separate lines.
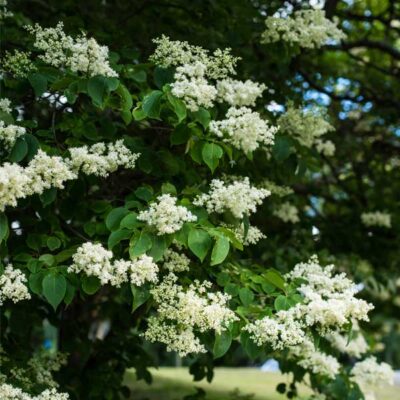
261,10 -> 346,49
0,98 -> 11,113
290,338 -> 340,378
315,139 -> 336,156
0,0 -> 13,20
144,273 -> 237,356
286,256 -> 374,329
171,62 -> 217,111
150,35 -> 239,79
68,140 -> 139,177
262,180 -> 294,197
1,50 -> 36,78
274,202 -> 300,223
194,177 -> 270,219
351,357 -> 394,400
326,330 -> 368,358
144,318 -> 206,356
0,121 -> 26,149
245,315 -> 305,350
25,22 -> 117,77
162,248 -> 191,272
68,242 -> 158,287
0,141 -> 139,211
0,383 -> 70,400
278,104 -> 334,148
137,194 -> 197,235
209,107 -> 277,153
228,223 -> 266,245
0,265 -> 31,305
216,79 -> 266,107
245,256 -> 373,355
361,211 -> 391,228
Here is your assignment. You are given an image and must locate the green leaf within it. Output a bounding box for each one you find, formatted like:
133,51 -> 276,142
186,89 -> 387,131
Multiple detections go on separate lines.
108,229 -> 131,249
24,134 -> 40,161
188,228 -> 212,262
42,273 -> 67,311
148,235 -> 167,262
120,212 -> 140,229
82,276 -> 101,295
29,271 -> 44,295
239,287 -> 254,307
9,137 -> 28,162
135,186 -> 153,201
210,236 -> 230,266
0,213 -> 9,244
154,67 -> 174,88
47,237 -> 61,251
170,125 -> 191,145
213,330 -> 232,359
264,270 -> 286,291
202,142 -> 223,173
87,76 -> 119,107
142,90 -> 163,119
167,91 -> 187,123
40,188 -> 57,207
240,331 -> 261,359
39,254 -> 56,267
28,73 -> 48,97
131,285 -> 150,312
130,231 -> 152,257
106,208 -> 129,231
273,135 -> 292,162
274,295 -> 291,311
193,108 -> 211,129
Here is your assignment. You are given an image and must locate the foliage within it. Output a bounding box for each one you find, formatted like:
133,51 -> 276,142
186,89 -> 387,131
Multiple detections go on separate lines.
0,1 -> 399,400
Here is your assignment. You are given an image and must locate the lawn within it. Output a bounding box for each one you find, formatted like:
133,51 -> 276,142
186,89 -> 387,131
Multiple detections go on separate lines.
126,367 -> 398,400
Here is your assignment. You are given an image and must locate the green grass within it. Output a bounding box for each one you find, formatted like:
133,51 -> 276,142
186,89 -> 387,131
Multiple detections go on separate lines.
126,367 -> 398,400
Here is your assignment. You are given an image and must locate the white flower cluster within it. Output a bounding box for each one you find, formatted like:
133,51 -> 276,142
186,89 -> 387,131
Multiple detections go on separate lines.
2,50 -> 36,78
161,248 -> 191,272
216,79 -> 266,107
67,140 -> 139,177
278,104 -> 335,155
0,140 -> 139,211
150,35 -> 239,80
0,384 -> 69,400
137,194 -> 197,235
150,35 -> 271,129
351,357 -> 394,400
228,223 -> 266,246
326,330 -> 368,358
194,177 -> 270,219
245,256 -> 373,351
0,0 -> 13,20
245,314 -> 305,350
0,98 -> 11,113
68,242 -> 158,287
315,138 -> 336,157
263,180 -> 294,197
171,62 -> 217,112
273,202 -> 300,223
361,211 -> 391,228
144,273 -> 238,356
10,352 -> 67,390
0,121 -> 26,149
261,10 -> 346,49
287,256 -> 373,328
290,338 -> 340,379
0,265 -> 31,305
25,22 -> 117,77
209,107 -> 277,153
